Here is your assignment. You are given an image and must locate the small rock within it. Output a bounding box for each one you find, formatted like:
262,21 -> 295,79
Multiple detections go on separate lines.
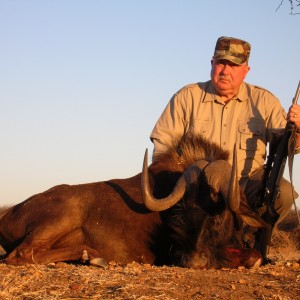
253,289 -> 261,296
143,263 -> 152,269
269,270 -> 280,277
70,284 -> 82,291
46,263 -> 56,268
186,287 -> 201,297
239,279 -> 247,284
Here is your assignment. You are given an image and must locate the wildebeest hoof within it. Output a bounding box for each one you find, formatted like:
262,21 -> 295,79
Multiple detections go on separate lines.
90,257 -> 108,268
250,257 -> 263,269
82,250 -> 89,261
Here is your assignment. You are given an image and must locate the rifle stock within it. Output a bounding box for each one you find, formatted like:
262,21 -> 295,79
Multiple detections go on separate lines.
258,80 -> 300,260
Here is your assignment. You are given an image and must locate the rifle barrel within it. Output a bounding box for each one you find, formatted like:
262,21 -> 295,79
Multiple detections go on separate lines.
293,80 -> 300,104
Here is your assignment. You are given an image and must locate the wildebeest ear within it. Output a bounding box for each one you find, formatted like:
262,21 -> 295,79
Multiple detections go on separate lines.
239,213 -> 266,228
0,245 -> 6,256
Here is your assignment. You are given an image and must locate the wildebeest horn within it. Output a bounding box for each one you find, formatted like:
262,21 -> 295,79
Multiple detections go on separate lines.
200,144 -> 240,212
226,144 -> 240,212
141,149 -> 209,212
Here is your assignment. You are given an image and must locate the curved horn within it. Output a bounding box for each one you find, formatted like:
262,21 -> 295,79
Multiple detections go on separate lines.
195,145 -> 240,212
226,144 -> 240,212
141,149 -> 209,211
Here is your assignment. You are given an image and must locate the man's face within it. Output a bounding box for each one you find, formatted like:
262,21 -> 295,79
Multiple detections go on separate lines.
211,59 -> 250,98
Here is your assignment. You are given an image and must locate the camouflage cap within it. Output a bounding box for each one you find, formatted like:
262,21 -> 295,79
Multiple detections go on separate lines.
213,36 -> 251,65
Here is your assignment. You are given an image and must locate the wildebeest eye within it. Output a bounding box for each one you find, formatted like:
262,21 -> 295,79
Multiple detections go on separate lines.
200,188 -> 225,215
210,188 -> 219,202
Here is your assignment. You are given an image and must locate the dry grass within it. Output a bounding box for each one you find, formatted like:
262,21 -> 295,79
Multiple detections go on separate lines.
275,209 -> 300,249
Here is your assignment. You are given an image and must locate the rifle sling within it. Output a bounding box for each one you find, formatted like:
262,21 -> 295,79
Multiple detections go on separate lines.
288,124 -> 300,225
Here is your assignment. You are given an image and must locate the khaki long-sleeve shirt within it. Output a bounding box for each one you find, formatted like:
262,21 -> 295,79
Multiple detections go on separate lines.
150,80 -> 294,187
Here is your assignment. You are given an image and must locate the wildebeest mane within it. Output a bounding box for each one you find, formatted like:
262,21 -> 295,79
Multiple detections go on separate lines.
152,134 -> 229,172
150,134 -> 230,199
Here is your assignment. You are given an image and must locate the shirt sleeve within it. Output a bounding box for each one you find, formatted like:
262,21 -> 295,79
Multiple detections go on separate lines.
150,88 -> 189,156
260,87 -> 300,155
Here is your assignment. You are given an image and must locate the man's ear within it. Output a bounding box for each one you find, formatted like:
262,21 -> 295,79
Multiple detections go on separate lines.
244,65 -> 250,77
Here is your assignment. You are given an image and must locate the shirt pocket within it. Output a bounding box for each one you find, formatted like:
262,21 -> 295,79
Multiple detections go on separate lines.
238,121 -> 263,151
190,119 -> 211,136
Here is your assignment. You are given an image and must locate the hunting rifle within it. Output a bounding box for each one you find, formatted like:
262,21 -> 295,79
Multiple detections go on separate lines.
258,80 -> 300,261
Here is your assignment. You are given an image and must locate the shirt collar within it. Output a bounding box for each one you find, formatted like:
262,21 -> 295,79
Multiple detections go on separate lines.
203,81 -> 249,103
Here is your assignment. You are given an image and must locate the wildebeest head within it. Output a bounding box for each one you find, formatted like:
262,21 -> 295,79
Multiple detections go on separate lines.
142,135 -> 265,268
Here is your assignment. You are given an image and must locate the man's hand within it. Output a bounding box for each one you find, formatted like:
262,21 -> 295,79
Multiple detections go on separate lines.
287,103 -> 300,133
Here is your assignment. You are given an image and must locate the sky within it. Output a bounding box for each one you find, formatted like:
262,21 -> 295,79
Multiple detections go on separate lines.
1,0 -> 300,208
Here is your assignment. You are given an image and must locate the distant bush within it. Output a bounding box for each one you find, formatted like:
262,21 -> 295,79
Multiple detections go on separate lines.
273,209 -> 300,250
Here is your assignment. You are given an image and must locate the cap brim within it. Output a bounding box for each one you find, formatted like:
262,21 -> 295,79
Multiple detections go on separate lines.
213,54 -> 246,65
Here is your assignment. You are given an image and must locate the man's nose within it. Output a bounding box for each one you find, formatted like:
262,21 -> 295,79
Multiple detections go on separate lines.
221,64 -> 231,74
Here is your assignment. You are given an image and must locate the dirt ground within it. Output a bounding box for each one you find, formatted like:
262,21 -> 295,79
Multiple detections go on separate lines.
0,248 -> 299,300
0,212 -> 299,300
0,238 -> 299,299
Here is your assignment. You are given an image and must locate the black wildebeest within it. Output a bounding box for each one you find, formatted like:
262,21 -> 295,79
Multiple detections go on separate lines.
0,135 -> 265,268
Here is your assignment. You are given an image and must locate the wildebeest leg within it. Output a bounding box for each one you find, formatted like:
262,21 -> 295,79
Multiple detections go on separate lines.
5,244 -> 106,266
4,224 -> 107,266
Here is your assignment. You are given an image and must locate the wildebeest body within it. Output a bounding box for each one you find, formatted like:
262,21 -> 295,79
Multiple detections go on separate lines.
0,135 -> 265,268
0,176 -> 166,265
